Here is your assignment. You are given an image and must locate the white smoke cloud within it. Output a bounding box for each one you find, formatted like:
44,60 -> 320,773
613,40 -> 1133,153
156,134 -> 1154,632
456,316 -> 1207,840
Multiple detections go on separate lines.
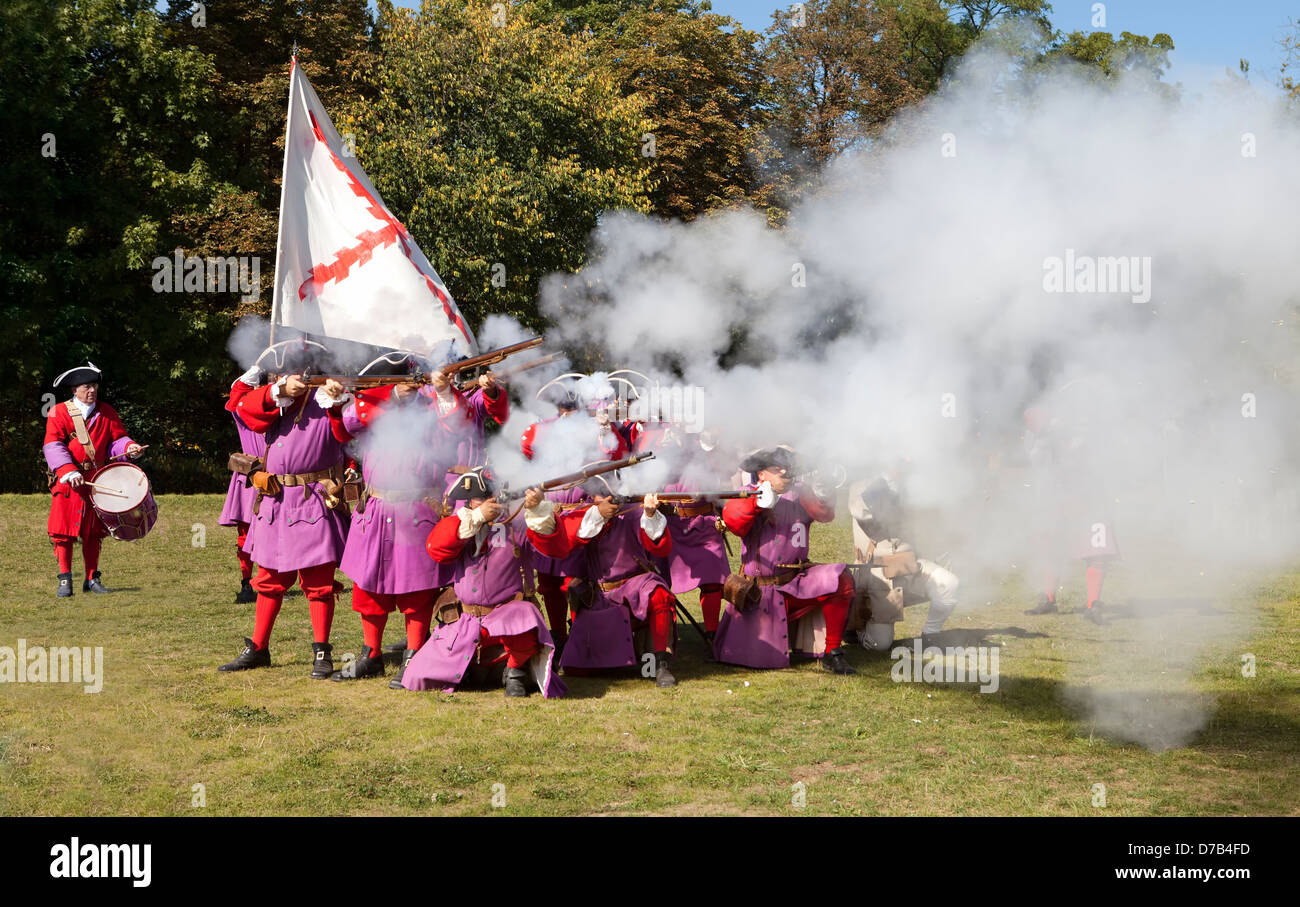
529,45 -> 1300,748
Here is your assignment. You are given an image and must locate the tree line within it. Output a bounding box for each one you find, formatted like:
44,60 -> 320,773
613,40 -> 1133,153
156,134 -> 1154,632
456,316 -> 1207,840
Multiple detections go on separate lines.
0,0 -> 1176,492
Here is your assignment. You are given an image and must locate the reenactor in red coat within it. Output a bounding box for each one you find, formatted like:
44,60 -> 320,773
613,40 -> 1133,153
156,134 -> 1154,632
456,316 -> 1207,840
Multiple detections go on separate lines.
42,363 -> 145,597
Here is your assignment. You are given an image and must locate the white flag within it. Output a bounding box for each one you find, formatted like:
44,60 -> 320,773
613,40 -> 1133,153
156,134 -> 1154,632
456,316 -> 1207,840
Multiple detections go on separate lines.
271,58 -> 477,356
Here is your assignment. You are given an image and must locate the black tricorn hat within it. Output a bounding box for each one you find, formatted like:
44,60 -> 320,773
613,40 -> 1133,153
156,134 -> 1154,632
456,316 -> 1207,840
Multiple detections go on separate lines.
444,468 -> 496,507
739,445 -> 797,475
53,361 -> 102,390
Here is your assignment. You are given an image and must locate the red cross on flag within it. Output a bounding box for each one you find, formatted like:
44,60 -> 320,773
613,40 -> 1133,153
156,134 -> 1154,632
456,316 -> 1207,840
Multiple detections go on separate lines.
271,57 -> 477,356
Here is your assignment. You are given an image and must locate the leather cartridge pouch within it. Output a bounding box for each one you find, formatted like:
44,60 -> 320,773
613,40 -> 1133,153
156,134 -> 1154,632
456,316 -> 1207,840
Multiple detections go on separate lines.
251,471 -> 282,497
434,588 -> 463,625
876,551 -> 919,579
566,577 -> 597,613
722,572 -> 761,612
228,453 -> 263,476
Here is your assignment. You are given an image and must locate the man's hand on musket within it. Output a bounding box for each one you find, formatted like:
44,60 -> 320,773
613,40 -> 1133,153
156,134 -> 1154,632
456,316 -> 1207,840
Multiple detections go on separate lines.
393,381 -> 421,402
321,379 -> 346,401
283,375 -> 308,398
643,493 -> 659,517
478,497 -> 504,523
430,370 -> 452,393
523,486 -> 545,510
478,372 -> 499,396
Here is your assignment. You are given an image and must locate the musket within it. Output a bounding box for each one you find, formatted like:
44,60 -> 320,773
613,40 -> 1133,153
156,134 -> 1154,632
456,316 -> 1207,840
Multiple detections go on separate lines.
497,451 -> 655,503
302,337 -> 544,388
455,351 -> 563,392
617,490 -> 756,503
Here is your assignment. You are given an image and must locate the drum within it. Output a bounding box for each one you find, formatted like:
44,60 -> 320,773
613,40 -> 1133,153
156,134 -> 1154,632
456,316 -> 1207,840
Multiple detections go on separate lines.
88,462 -> 158,541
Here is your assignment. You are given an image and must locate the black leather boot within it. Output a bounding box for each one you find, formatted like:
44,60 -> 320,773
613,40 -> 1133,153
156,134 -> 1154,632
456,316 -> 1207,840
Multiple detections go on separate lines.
56,573 -> 73,598
703,630 -> 717,662
654,651 -> 677,688
1083,602 -> 1108,625
1024,596 -> 1058,615
822,648 -> 857,675
390,649 -> 416,689
331,646 -> 384,681
218,637 -> 271,672
310,642 -> 334,679
503,666 -> 530,697
234,579 -> 256,604
83,571 -> 109,594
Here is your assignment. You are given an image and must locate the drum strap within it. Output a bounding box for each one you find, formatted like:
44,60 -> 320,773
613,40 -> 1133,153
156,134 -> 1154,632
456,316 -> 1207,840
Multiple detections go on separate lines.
64,401 -> 96,471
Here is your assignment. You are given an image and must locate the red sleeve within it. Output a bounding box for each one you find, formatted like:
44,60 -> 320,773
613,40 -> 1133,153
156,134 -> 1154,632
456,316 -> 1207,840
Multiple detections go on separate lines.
799,487 -> 836,523
232,385 -> 281,434
723,495 -> 760,536
327,408 -> 352,444
527,507 -> 586,558
43,408 -> 78,480
482,385 -> 508,425
639,522 -> 672,557
520,423 -> 538,461
426,514 -> 470,563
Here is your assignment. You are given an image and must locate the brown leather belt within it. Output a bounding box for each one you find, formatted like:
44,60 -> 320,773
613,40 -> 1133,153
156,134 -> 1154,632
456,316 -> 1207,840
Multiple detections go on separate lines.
599,571 -> 645,592
755,570 -> 799,587
673,501 -> 716,518
277,465 -> 343,487
463,591 -> 534,619
366,486 -> 433,504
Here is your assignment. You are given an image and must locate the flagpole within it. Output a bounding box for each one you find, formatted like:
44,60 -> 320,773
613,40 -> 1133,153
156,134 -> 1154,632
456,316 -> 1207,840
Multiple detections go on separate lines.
269,46 -> 298,348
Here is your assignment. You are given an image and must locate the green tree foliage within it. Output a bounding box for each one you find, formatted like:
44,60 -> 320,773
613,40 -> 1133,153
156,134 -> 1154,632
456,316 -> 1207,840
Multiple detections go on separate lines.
344,0 -> 654,331
1043,29 -> 1175,81
0,0 -> 221,491
892,0 -> 1053,92
601,9 -> 771,220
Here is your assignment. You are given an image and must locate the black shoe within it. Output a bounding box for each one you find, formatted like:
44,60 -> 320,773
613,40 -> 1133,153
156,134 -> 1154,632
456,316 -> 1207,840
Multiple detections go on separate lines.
703,630 -> 717,663
56,573 -> 73,598
234,579 -> 256,604
310,642 -> 334,679
504,666 -> 530,697
654,652 -> 677,688
331,646 -> 384,681
390,649 -> 416,689
384,639 -> 407,654
823,648 -> 857,675
552,636 -> 567,666
1024,597 -> 1058,615
1083,602 -> 1108,625
219,637 -> 271,672
83,572 -> 109,594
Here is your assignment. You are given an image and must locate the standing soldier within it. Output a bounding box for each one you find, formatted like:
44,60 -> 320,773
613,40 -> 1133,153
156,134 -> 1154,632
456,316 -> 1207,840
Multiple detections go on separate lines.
219,367 -> 268,604
402,471 -> 565,698
662,432 -> 733,656
217,348 -> 350,678
43,362 -> 146,597
332,376 -> 451,687
526,477 -> 681,687
715,446 -> 856,674
430,368 -> 507,495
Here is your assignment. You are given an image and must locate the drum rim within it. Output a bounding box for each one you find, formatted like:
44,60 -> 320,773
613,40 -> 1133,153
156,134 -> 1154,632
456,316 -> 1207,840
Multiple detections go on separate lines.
89,462 -> 151,515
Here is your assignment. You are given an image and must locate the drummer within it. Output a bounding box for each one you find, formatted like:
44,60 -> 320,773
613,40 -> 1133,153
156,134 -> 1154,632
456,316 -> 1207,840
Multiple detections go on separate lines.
42,362 -> 146,597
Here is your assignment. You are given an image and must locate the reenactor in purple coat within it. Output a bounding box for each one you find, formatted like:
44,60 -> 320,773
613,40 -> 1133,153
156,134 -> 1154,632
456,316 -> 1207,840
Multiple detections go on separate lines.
332,380 -> 453,687
217,352 -> 350,679
716,446 -> 856,674
402,471 -> 565,698
219,368 -> 269,604
526,478 -> 681,687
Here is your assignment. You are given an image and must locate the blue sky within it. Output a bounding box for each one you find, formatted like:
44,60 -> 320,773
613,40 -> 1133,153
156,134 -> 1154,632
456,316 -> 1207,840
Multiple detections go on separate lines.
384,0 -> 1298,95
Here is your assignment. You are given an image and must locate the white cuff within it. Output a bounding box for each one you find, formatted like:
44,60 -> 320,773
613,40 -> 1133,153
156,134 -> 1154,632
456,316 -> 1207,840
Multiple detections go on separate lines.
457,505 -> 489,539
524,499 -> 556,535
314,387 -> 352,410
576,506 -> 608,540
640,508 -> 667,541
238,366 -> 265,387
58,471 -> 81,485
271,377 -> 293,409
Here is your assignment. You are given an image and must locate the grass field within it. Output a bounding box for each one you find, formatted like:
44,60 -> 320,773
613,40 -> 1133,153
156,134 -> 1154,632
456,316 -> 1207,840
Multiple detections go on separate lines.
0,493 -> 1297,816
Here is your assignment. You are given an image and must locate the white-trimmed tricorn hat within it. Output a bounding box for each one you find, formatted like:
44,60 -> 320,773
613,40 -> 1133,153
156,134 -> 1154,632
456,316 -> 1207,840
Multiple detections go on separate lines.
53,361 -> 102,390
739,444 -> 798,475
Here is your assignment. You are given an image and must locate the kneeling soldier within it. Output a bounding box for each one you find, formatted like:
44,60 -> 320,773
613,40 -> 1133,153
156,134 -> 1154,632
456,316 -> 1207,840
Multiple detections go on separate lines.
402,470 -> 566,698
